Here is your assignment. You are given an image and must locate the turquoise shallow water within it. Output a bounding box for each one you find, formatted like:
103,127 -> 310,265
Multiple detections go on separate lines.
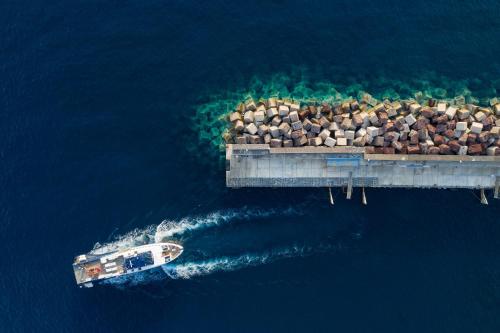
1,0 -> 500,332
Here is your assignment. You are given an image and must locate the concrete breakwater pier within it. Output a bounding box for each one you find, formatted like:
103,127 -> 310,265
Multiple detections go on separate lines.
224,95 -> 500,201
225,144 -> 500,202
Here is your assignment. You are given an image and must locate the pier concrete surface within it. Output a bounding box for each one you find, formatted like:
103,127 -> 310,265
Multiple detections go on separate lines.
226,144 -> 500,196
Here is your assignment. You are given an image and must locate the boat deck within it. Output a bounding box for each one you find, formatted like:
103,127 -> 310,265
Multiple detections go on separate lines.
73,255 -> 125,285
73,243 -> 184,286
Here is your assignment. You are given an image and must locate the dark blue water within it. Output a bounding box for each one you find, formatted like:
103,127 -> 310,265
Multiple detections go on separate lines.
2,1 -> 500,332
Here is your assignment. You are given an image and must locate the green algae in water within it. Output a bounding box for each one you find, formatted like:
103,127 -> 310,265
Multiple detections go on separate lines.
191,70 -> 499,162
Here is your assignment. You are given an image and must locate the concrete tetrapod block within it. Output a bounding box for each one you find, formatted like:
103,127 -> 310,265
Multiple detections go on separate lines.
446,106 -> 457,119
468,143 -> 483,155
405,114 -> 417,126
456,122 -> 468,131
271,116 -> 282,126
373,136 -> 385,146
270,138 -> 283,147
474,111 -> 486,122
491,126 -> 500,138
448,140 -> 461,153
350,100 -> 360,111
470,122 -> 483,134
487,146 -> 498,156
245,123 -> 258,135
319,129 -> 331,141
439,144 -> 451,154
289,111 -> 299,123
290,103 -> 300,112
308,137 -> 322,146
334,129 -> 345,138
341,118 -> 352,130
269,126 -> 280,138
294,136 -> 308,146
278,122 -> 291,135
254,110 -> 265,122
368,112 -> 379,125
366,126 -> 379,137
356,128 -> 367,138
266,107 -> 278,118
245,99 -> 256,111
385,131 -> 400,142
494,104 -> 500,116
324,137 -> 336,147
372,103 -> 384,113
291,130 -> 303,139
408,145 -> 421,154
243,111 -> 254,123
387,108 -> 398,118
329,122 -> 340,131
278,105 -> 289,117
249,135 -> 262,144
336,137 -> 347,146
311,123 -> 321,134
437,103 -> 447,114
230,112 -> 242,122
458,145 -> 468,155
392,141 -> 403,151
345,130 -> 355,140
478,131 -> 490,143
392,101 -> 403,112
353,136 -> 366,147
352,113 -> 364,127
257,124 -> 269,136
291,121 -> 303,131
409,103 -> 422,114
420,107 -> 435,118
457,109 -> 470,120
341,102 -> 351,113
427,146 -> 440,154
319,117 -> 331,129
234,120 -> 245,132
302,118 -> 312,131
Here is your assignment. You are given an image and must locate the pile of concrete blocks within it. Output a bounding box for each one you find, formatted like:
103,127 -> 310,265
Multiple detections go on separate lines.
227,96 -> 500,156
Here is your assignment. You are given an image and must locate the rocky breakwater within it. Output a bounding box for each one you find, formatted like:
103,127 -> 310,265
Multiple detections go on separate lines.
225,95 -> 500,156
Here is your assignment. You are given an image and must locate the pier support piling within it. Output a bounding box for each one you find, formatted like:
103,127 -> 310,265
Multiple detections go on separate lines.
480,188 -> 488,205
328,187 -> 334,205
346,172 -> 353,200
362,187 -> 367,205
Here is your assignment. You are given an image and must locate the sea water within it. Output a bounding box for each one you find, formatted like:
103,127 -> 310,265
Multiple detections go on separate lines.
1,0 -> 500,332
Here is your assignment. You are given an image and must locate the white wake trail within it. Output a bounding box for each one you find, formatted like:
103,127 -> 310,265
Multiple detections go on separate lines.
90,225 -> 157,255
162,245 -> 329,279
90,207 -> 301,255
154,206 -> 299,242
103,243 -> 336,287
